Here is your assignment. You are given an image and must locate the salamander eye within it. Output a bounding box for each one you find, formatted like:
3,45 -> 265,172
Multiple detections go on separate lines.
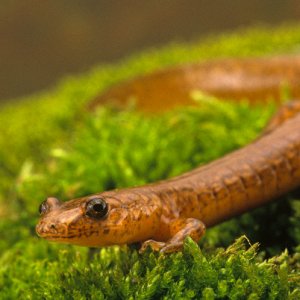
38,197 -> 61,215
39,200 -> 49,215
86,198 -> 108,219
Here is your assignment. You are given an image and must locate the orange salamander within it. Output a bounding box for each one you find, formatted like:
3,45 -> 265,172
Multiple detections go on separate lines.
36,55 -> 300,253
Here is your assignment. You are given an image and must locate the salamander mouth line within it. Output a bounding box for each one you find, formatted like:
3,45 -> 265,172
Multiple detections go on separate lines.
42,235 -> 78,240
37,224 -> 121,238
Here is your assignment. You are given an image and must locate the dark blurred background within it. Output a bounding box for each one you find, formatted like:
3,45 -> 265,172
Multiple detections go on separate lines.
1,0 -> 300,104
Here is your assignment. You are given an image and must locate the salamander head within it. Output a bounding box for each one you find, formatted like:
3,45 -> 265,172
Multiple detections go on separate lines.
36,192 -> 160,247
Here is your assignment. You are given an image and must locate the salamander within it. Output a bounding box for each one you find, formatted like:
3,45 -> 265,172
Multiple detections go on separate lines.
36,55 -> 300,253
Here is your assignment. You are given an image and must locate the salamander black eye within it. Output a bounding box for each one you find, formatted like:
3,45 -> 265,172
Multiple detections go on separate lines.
86,198 -> 108,219
39,200 -> 49,215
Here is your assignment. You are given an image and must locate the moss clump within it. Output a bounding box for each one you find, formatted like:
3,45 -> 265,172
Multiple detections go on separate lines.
1,24 -> 300,298
1,237 -> 298,299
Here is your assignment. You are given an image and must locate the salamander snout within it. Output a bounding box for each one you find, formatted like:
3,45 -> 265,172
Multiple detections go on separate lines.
36,197 -> 73,239
36,222 -> 58,236
36,197 -> 63,237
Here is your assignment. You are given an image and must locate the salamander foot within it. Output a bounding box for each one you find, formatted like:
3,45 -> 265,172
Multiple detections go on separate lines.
139,218 -> 206,253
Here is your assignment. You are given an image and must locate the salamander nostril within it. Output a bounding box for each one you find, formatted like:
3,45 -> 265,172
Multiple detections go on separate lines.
50,224 -> 56,230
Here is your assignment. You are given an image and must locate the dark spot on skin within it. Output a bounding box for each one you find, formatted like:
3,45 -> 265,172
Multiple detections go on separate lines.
82,231 -> 91,238
103,228 -> 110,234
85,230 -> 98,237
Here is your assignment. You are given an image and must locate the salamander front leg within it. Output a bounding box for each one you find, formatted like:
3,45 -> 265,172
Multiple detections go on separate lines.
140,218 -> 206,253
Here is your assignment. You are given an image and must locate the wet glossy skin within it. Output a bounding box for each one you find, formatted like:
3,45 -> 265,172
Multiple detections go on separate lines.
36,55 -> 300,253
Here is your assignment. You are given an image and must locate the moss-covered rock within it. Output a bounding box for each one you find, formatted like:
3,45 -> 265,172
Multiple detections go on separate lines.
1,24 -> 300,298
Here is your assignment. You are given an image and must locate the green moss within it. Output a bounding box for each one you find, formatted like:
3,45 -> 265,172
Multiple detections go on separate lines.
1,24 -> 300,298
0,237 -> 298,299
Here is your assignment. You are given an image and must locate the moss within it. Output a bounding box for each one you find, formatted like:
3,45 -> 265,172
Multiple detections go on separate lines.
0,237 -> 298,299
1,24 -> 300,298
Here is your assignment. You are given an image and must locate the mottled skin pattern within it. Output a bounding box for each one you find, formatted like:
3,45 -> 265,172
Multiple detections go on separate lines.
37,56 -> 300,253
